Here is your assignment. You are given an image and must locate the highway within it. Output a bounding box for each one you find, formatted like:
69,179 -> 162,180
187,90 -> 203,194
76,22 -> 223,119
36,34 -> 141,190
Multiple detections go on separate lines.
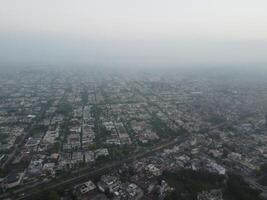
3,135 -> 186,200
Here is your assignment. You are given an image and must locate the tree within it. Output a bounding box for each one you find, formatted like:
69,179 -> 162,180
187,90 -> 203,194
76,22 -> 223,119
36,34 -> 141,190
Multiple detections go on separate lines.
81,87 -> 89,105
32,190 -> 60,200
48,191 -> 60,200
57,101 -> 72,116
227,174 -> 261,200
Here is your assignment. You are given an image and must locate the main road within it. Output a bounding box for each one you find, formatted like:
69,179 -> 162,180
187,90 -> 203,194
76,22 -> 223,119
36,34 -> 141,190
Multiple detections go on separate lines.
2,135 -> 187,200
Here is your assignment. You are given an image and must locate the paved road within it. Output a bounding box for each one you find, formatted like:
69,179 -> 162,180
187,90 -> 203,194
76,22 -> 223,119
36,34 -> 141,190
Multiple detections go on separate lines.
1,120 -> 37,169
3,135 -> 185,200
3,83 -> 257,199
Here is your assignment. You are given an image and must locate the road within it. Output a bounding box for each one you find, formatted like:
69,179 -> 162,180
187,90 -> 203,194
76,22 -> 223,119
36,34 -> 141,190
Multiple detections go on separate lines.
4,83 -> 263,199
1,117 -> 39,169
2,135 -> 186,200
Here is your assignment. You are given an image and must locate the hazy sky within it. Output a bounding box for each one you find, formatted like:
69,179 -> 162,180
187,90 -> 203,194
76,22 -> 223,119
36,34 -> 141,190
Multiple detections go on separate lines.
0,0 -> 267,67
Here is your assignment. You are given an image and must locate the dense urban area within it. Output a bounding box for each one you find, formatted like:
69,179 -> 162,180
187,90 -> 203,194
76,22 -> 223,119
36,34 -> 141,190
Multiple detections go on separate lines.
1,67 -> 267,200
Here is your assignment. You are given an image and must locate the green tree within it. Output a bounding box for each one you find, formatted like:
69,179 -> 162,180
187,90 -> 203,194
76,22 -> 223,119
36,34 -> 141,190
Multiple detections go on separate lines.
48,191 -> 60,200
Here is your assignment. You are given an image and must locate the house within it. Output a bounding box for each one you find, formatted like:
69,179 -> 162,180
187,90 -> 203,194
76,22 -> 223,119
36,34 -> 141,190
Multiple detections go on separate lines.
4,172 -> 24,189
